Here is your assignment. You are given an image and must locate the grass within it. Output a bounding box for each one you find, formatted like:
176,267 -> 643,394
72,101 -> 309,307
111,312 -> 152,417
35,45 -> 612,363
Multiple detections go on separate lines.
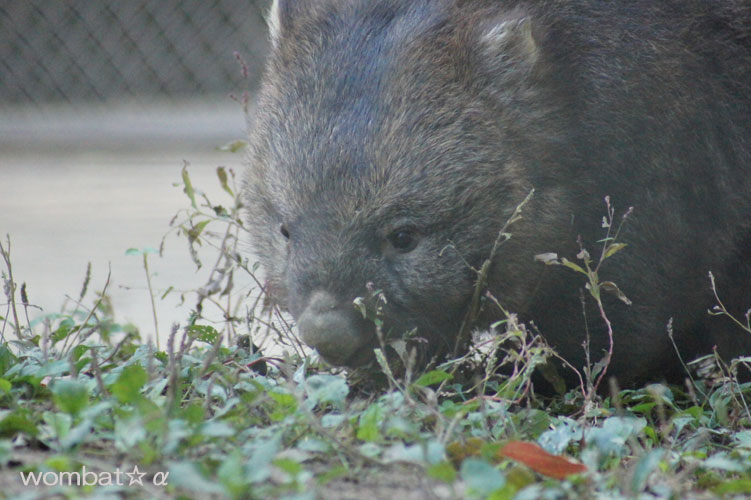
1,163 -> 750,500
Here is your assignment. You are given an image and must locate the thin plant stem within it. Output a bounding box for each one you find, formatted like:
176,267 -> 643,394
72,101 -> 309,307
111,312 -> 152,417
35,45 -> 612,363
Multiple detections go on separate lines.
143,253 -> 161,351
0,235 -> 23,340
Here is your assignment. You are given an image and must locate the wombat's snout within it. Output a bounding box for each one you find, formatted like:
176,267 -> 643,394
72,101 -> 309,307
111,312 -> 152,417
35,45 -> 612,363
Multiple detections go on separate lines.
296,290 -> 372,366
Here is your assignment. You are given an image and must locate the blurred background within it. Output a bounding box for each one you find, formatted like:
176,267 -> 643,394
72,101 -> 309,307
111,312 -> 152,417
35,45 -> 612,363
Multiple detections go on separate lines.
0,0 -> 272,345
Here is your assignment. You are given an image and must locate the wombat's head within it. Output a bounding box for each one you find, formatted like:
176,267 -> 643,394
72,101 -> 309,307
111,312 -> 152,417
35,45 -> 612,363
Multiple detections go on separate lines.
245,0 -> 560,366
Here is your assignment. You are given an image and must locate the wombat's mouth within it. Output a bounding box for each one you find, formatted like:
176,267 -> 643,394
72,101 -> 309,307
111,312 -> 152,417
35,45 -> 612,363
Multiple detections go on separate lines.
316,343 -> 378,368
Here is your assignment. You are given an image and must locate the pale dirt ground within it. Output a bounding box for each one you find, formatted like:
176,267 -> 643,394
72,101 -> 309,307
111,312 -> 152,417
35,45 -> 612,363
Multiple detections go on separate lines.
1,148 -> 251,345
0,98 -> 255,346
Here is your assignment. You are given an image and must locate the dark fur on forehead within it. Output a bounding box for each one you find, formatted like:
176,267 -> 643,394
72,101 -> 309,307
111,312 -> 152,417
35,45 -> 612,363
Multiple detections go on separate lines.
261,3 -> 461,202
268,0 -> 478,82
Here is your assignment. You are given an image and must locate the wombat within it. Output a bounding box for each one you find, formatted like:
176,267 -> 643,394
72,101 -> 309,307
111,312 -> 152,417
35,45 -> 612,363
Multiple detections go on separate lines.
244,0 -> 751,387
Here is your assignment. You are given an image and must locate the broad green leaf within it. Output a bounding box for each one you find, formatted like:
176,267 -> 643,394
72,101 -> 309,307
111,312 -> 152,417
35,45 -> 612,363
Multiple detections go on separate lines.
268,391 -> 297,421
179,403 -> 205,425
52,379 -> 89,417
70,344 -> 90,362
187,324 -> 219,344
460,458 -> 505,496
168,461 -> 224,494
274,458 -> 303,475
0,346 -> 16,375
735,430 -> 751,449
631,449 -> 663,492
357,403 -> 384,442
587,417 -> 647,457
216,166 -> 235,196
414,370 -> 453,387
603,242 -> 627,259
45,455 -> 75,472
714,479 -> 751,495
188,220 -> 211,244
703,453 -> 746,472
60,418 -> 93,449
182,165 -> 197,208
384,440 -> 445,464
427,461 -> 457,483
218,450 -> 247,497
43,411 -> 72,440
51,318 -> 75,344
199,421 -> 235,437
245,435 -> 281,483
560,258 -> 586,275
0,440 -> 9,467
218,140 -> 247,153
538,418 -> 582,455
0,409 -> 38,437
109,364 -> 148,404
316,465 -> 347,485
305,374 -> 349,409
630,402 -> 656,415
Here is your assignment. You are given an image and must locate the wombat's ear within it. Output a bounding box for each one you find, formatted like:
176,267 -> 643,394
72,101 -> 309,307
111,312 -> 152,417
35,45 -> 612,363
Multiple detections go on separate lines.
267,0 -> 309,48
476,10 -> 539,76
267,0 -> 285,47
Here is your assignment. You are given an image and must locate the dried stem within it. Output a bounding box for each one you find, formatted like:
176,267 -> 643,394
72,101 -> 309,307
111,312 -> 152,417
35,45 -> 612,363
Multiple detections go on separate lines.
142,253 -> 161,351
455,189 -> 535,354
0,234 -> 23,340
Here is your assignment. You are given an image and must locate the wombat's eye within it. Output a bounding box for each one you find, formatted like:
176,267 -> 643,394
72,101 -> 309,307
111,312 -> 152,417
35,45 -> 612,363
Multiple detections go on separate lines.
386,228 -> 419,253
279,224 -> 290,240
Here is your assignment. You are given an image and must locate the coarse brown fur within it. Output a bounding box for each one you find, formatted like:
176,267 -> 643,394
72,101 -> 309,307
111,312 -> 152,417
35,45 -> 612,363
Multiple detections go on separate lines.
244,0 -> 751,388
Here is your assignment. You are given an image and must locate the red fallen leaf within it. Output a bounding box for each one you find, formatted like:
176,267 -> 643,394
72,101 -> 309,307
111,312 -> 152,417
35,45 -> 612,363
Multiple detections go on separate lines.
499,441 -> 587,480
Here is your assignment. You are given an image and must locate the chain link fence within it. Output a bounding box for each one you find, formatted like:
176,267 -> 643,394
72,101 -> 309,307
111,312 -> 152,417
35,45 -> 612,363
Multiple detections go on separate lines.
0,0 -> 271,106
